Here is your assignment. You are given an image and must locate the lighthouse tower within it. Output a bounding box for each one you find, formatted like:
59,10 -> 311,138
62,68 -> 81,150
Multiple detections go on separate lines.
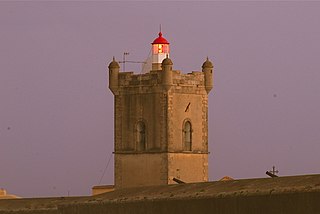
108,31 -> 214,189
151,31 -> 170,70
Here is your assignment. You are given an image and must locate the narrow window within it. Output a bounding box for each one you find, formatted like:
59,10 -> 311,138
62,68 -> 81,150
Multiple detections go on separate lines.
183,121 -> 192,151
136,121 -> 146,151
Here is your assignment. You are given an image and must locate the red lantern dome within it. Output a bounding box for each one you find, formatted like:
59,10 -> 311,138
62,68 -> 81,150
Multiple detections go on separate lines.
152,32 -> 170,44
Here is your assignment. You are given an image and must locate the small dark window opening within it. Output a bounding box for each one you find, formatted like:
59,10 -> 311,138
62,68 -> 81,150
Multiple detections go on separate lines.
136,122 -> 146,151
183,121 -> 192,151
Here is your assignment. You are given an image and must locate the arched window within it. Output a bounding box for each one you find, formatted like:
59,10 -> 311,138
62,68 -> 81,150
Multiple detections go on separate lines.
183,121 -> 192,151
136,121 -> 146,151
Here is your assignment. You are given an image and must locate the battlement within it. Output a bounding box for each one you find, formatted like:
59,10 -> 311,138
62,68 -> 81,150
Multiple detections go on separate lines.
117,70 -> 205,88
109,57 -> 213,94
118,70 -> 161,87
173,71 -> 204,86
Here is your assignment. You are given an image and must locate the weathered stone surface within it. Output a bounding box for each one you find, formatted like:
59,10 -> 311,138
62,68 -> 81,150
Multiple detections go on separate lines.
0,196 -> 87,213
110,58 -> 213,189
88,174 -> 320,202
2,174 -> 320,214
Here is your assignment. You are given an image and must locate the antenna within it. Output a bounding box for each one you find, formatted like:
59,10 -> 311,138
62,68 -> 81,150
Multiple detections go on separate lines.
119,52 -> 147,72
122,52 -> 129,72
160,24 -> 162,32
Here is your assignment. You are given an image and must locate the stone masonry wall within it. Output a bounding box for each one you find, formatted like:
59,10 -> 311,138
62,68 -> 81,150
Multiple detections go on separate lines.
59,191 -> 320,214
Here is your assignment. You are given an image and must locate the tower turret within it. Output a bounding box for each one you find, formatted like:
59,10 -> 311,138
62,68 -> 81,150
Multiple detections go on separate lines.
152,32 -> 170,70
161,56 -> 173,90
108,57 -> 120,94
202,57 -> 214,93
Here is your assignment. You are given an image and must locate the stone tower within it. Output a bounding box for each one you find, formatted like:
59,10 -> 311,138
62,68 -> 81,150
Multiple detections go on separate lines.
108,32 -> 214,189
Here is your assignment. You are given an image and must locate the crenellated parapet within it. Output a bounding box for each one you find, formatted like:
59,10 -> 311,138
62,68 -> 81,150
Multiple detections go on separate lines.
108,56 -> 214,95
118,71 -> 162,87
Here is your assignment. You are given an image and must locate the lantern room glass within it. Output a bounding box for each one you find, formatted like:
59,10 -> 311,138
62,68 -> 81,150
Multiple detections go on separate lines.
152,44 -> 169,55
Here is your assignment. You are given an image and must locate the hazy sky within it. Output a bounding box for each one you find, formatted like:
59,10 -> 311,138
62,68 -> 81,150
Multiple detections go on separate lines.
1,1 -> 320,198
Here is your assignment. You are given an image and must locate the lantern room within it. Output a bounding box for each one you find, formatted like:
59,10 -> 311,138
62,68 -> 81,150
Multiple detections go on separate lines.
151,32 -> 170,70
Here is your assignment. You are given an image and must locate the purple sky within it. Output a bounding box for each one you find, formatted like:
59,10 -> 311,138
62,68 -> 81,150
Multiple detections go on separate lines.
1,1 -> 320,198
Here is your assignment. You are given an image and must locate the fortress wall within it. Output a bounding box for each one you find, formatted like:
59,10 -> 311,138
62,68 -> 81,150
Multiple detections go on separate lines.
2,174 -> 320,214
58,191 -> 320,214
0,209 -> 57,214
